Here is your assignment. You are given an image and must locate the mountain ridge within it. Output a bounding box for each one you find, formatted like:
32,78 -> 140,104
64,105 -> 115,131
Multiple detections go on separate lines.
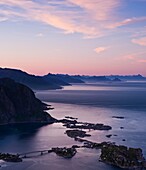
0,67 -> 146,90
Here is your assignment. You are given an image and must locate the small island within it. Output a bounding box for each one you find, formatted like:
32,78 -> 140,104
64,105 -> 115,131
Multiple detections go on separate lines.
65,116 -> 78,120
112,116 -> 125,119
59,118 -> 112,131
100,143 -> 146,170
65,129 -> 91,138
52,147 -> 77,158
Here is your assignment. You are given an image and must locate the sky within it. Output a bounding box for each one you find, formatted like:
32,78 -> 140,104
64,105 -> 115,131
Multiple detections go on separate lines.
0,0 -> 146,76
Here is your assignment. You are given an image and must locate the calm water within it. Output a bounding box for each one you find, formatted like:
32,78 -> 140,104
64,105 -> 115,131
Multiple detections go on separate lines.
0,82 -> 146,170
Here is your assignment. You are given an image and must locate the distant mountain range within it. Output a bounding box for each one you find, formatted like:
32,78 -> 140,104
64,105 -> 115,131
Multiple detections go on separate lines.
106,74 -> 146,81
43,73 -> 84,85
0,68 -> 84,90
77,74 -> 146,82
75,75 -> 111,82
0,67 -> 146,90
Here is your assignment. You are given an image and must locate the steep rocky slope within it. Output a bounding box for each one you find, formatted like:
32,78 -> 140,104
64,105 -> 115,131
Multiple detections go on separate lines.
0,78 -> 55,124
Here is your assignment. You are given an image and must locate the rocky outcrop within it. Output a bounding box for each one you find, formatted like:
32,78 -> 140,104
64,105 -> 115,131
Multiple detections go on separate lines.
52,147 -> 77,158
100,143 -> 146,169
65,130 -> 91,138
74,136 -> 146,169
59,119 -> 112,131
0,153 -> 22,162
112,116 -> 125,119
0,78 -> 55,124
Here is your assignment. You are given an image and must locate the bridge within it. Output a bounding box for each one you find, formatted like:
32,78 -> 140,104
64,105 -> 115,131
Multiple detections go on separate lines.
18,149 -> 53,158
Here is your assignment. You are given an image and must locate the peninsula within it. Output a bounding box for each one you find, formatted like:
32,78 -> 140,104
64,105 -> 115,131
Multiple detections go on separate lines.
0,78 -> 55,124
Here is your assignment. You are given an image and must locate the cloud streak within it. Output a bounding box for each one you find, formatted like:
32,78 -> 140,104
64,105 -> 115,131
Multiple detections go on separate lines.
36,33 -> 44,37
68,0 -> 120,20
119,51 -> 146,64
132,37 -> 146,46
108,17 -> 146,29
0,16 -> 8,22
0,0 -> 146,38
138,59 -> 146,63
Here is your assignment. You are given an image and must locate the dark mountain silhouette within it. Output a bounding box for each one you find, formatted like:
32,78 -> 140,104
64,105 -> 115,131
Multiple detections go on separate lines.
112,77 -> 122,82
43,73 -> 70,86
107,74 -> 146,81
0,68 -> 85,90
1,68 -> 145,90
0,68 -> 63,90
43,73 -> 84,84
73,75 -> 146,82
79,75 -> 111,82
0,78 -> 55,124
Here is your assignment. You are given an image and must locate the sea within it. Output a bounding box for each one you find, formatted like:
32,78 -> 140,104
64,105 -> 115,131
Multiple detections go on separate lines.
0,81 -> 146,170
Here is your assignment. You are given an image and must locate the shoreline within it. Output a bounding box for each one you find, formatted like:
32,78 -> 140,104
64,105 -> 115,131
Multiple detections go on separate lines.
0,121 -> 55,127
1,115 -> 146,170
1,83 -> 146,169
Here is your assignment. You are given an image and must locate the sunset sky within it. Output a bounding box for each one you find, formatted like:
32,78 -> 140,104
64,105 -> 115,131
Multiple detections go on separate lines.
0,0 -> 146,76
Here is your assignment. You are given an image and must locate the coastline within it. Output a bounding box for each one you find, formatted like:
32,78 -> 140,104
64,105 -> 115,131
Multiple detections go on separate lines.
1,114 -> 146,170
1,83 -> 146,170
0,121 -> 55,126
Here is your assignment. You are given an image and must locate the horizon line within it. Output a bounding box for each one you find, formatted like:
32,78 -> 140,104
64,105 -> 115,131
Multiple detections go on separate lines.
0,67 -> 146,77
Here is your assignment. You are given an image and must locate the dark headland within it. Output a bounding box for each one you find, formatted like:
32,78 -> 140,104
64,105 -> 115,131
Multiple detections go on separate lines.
0,78 -> 55,125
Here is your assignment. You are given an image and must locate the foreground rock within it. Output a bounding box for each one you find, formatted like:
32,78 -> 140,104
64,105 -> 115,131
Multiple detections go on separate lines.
65,116 -> 78,120
0,78 -> 55,124
66,130 -> 91,138
52,147 -> 77,158
100,143 -> 146,169
0,153 -> 22,162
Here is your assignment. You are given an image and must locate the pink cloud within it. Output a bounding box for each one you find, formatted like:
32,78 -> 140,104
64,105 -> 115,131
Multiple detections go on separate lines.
94,47 -> 108,54
138,59 -> 146,63
0,0 -> 146,39
68,0 -> 120,20
119,51 -> 146,64
0,0 -> 121,38
132,37 -> 146,46
108,17 -> 146,29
